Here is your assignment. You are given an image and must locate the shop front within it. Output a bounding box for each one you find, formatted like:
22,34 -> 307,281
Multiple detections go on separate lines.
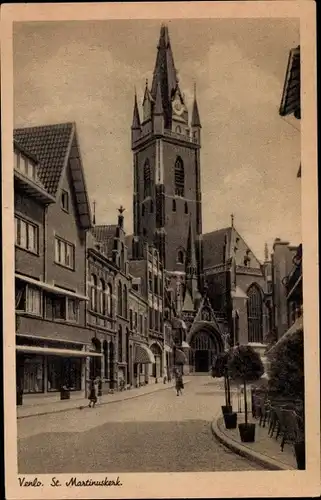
134,344 -> 155,387
16,338 -> 102,404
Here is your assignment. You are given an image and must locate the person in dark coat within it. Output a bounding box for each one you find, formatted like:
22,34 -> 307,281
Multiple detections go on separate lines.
88,378 -> 97,408
175,372 -> 184,396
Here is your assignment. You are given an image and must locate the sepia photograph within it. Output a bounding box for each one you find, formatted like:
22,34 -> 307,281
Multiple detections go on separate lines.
1,2 -> 319,499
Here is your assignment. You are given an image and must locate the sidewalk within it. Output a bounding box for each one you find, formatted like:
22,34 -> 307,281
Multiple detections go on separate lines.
212,411 -> 297,470
17,380 -> 188,420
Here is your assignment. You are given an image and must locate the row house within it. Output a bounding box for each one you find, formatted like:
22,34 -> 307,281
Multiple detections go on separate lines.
14,123 -> 100,402
128,241 -> 171,381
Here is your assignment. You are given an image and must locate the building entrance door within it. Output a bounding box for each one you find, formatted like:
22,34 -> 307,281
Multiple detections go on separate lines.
195,350 -> 209,372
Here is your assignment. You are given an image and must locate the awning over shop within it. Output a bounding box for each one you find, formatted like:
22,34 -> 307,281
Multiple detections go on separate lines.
16,345 -> 102,357
15,273 -> 89,301
267,315 -> 303,355
174,349 -> 188,365
134,344 -> 155,364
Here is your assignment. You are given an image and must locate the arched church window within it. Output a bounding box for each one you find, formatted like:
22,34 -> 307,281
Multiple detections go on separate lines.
144,159 -> 151,198
177,249 -> 184,264
175,157 -> 185,197
247,284 -> 263,343
172,199 -> 176,212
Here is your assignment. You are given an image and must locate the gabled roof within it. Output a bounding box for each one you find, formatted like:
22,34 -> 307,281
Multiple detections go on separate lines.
13,122 -> 92,229
188,294 -> 222,337
92,224 -> 117,257
279,45 -> 300,119
203,227 -> 231,268
203,226 -> 262,270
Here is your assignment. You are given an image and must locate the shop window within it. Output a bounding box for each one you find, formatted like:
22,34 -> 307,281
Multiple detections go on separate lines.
23,355 -> 44,393
15,216 -> 38,254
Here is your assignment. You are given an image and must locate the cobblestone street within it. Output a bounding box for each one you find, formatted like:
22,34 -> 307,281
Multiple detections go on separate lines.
18,376 -> 264,473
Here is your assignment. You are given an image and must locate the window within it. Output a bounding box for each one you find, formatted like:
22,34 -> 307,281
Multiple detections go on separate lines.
144,316 -> 148,335
172,199 -> 176,212
97,279 -> 106,315
90,274 -> 97,311
123,284 -> 128,318
174,157 -> 185,196
67,298 -> 79,322
139,314 -> 143,334
106,283 -> 112,316
148,271 -> 153,291
55,237 -> 74,269
134,312 -> 138,331
185,202 -> 188,214
129,309 -> 133,330
26,286 -> 41,315
247,284 -> 263,343
61,190 -> 69,212
14,152 -> 36,180
177,250 -> 184,264
144,159 -> 151,198
53,296 -> 66,320
154,275 -> 158,295
15,216 -> 38,253
149,308 -> 153,330
118,326 -> 123,362
155,310 -> 159,331
117,281 -> 122,316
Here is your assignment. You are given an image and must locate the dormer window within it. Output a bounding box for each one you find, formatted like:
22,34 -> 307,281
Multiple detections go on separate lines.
61,190 -> 69,212
14,151 -> 37,180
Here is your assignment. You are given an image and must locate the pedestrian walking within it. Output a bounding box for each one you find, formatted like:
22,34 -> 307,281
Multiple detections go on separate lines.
175,372 -> 184,396
97,377 -> 102,404
88,378 -> 97,408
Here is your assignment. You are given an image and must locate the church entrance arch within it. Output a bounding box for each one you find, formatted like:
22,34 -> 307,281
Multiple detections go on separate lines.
189,325 -> 224,373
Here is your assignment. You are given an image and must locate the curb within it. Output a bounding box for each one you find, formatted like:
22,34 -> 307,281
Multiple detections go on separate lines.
211,416 -> 293,471
17,380 -> 190,420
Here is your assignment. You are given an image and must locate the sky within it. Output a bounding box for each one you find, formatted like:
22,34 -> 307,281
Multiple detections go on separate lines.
13,18 -> 301,262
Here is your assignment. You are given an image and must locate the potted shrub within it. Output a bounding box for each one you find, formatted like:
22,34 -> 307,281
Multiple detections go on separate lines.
228,345 -> 264,442
212,351 -> 237,429
267,328 -> 305,469
211,352 -> 232,414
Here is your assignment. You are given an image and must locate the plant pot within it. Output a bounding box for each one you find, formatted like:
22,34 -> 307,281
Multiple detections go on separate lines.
294,441 -> 305,470
60,389 -> 70,400
238,422 -> 256,442
223,412 -> 237,429
221,405 -> 233,415
16,390 -> 23,406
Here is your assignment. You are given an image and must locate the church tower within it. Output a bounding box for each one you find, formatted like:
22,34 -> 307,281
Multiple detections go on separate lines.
131,25 -> 203,310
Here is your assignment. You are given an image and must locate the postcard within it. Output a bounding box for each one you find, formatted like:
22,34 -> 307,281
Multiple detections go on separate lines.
1,1 -> 319,499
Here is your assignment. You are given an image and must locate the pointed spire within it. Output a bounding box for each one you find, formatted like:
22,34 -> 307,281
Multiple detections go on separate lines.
131,90 -> 141,130
154,79 -> 164,115
186,214 -> 197,277
191,82 -> 201,128
92,200 -> 96,226
151,24 -> 178,127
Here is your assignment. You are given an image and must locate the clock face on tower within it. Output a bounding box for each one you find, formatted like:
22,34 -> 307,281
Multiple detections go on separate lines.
172,97 -> 184,116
